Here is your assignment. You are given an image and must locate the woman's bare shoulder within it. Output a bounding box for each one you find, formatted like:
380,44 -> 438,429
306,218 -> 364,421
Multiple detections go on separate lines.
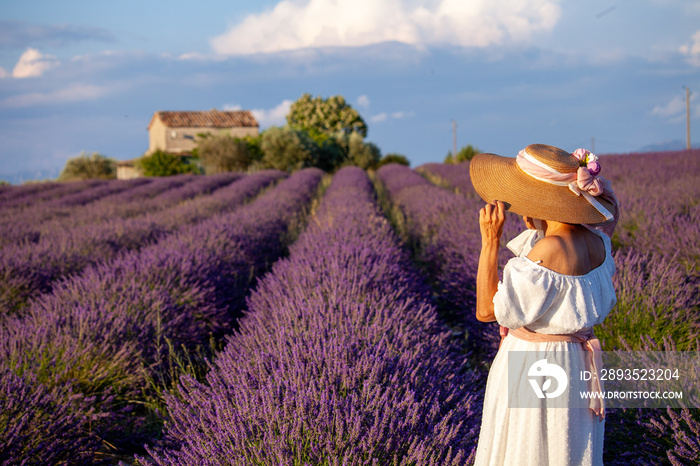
526,236 -> 567,264
526,229 -> 604,276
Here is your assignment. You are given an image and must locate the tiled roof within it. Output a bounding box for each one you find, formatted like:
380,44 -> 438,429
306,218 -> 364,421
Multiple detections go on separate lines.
149,110 -> 258,129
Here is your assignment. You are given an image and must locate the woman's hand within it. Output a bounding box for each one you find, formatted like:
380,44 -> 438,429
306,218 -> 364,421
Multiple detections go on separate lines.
475,201 -> 505,323
479,201 -> 505,246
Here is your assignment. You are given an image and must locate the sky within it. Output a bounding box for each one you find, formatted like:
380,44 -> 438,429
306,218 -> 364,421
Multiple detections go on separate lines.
1,0 -> 699,182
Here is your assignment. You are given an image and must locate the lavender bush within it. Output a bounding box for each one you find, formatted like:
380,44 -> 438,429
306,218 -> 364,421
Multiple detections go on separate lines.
0,148 -> 696,464
597,249 -> 700,351
374,163 -> 520,358
0,365 -> 103,465
0,181 -> 62,205
0,172 -> 278,315
580,152 -> 699,464
0,178 -> 107,210
0,173 -> 238,248
103,175 -> 189,204
647,405 -> 700,465
413,151 -> 700,465
414,154 -> 700,350
0,169 -> 322,461
420,150 -> 700,274
602,149 -> 700,273
46,178 -> 152,208
602,336 -> 700,466
417,161 -> 479,199
140,166 -> 482,465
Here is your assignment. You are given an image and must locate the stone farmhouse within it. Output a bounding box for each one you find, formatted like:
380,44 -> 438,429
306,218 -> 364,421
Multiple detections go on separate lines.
116,109 -> 259,179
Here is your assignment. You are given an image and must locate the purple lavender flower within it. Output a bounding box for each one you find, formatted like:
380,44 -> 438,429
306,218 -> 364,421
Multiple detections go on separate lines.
0,172 -> 283,314
0,169 -> 321,461
140,167 -> 482,465
0,365 -> 103,464
376,163 -> 507,355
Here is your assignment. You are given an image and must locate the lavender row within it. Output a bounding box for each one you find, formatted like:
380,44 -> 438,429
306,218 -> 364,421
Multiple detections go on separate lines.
596,249 -> 700,352
597,248 -> 699,463
418,150 -> 700,273
0,174 -> 241,248
104,174 -> 192,204
594,251 -> 697,464
417,156 -> 700,338
0,168 -> 323,462
0,366 -> 103,465
0,180 -> 60,205
0,177 -> 147,243
375,163 -> 522,358
48,177 -> 152,208
411,156 -> 700,464
601,334 -> 700,466
0,178 -> 107,209
602,149 -> 700,273
417,161 -> 479,199
0,171 -> 282,315
385,161 -> 700,345
140,167 -> 482,465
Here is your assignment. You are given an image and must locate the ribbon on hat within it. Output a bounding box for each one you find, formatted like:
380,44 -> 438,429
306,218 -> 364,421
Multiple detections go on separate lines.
516,148 -> 614,223
584,176 -> 620,239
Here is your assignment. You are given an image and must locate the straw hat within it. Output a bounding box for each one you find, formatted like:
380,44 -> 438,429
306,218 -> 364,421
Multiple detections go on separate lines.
469,144 -> 616,224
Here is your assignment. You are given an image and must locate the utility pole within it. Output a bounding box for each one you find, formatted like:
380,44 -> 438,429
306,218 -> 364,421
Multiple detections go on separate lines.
452,119 -> 457,158
686,86 -> 691,150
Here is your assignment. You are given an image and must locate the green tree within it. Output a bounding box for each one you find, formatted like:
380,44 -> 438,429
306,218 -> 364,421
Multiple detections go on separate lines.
59,152 -> 116,181
445,144 -> 480,164
336,132 -> 381,170
260,126 -> 320,172
287,93 -> 368,138
312,135 -> 346,172
378,153 -> 410,167
137,150 -> 198,177
196,133 -> 253,174
242,133 -> 264,165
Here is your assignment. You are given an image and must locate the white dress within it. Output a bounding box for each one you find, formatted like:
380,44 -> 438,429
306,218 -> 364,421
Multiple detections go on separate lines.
474,227 -> 617,466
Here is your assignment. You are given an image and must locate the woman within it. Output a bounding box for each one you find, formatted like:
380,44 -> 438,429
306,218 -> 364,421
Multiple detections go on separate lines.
469,144 -> 619,465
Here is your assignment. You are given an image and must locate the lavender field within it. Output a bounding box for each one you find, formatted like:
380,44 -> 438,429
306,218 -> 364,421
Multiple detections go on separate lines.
1,150 -> 699,465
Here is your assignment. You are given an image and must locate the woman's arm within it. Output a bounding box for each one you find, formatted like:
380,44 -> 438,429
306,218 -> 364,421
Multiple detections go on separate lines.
476,201 -> 505,322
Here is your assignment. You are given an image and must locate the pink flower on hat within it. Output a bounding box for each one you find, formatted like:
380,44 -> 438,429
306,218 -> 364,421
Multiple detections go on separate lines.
587,161 -> 601,176
573,148 -> 601,176
572,148 -> 590,163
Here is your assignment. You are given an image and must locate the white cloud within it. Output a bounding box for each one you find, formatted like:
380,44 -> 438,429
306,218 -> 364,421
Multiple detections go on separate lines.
12,48 -> 59,78
71,50 -> 127,62
680,30 -> 700,66
226,100 -> 294,128
652,93 -> 697,120
2,84 -> 108,108
357,94 -> 370,109
370,110 -> 414,123
177,52 -> 218,61
211,0 -> 562,55
391,111 -> 414,119
0,67 -> 7,79
652,95 -> 684,117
